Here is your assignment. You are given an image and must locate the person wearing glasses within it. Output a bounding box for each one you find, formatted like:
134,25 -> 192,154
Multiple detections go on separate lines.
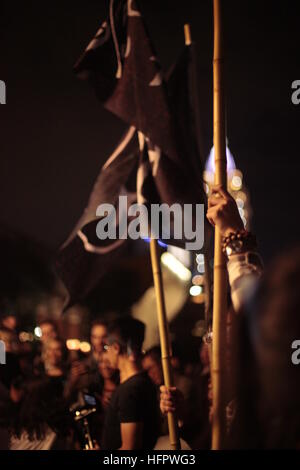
101,317 -> 159,450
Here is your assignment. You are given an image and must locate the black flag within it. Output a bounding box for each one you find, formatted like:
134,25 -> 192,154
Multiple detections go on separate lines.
57,0 -> 205,303
74,0 -> 177,159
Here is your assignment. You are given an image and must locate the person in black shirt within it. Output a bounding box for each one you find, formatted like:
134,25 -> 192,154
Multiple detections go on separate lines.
101,317 -> 159,450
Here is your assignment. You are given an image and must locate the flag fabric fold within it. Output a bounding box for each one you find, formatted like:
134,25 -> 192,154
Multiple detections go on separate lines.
74,0 -> 177,160
57,0 -> 206,303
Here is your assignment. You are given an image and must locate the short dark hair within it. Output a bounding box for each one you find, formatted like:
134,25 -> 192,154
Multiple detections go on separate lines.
38,319 -> 57,330
0,312 -> 16,328
10,377 -> 70,441
0,325 -> 15,335
91,318 -> 108,329
144,346 -> 161,363
107,317 -> 145,355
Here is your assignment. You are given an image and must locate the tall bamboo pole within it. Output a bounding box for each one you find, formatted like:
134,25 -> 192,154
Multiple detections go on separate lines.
138,120 -> 180,450
149,239 -> 181,450
211,0 -> 228,450
140,128 -> 180,450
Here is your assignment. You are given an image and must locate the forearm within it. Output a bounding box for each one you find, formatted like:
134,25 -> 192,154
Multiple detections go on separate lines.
227,250 -> 263,311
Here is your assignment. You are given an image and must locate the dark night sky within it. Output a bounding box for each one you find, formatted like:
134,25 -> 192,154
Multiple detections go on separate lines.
0,0 -> 300,261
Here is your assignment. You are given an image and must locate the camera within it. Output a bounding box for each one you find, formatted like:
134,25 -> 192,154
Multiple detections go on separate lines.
70,391 -> 98,449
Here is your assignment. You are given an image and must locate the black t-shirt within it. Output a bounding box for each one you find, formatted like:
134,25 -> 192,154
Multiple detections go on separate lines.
101,372 -> 159,450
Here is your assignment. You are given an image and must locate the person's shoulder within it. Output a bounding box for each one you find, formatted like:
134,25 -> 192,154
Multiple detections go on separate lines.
131,373 -> 157,398
131,372 -> 153,387
120,372 -> 153,393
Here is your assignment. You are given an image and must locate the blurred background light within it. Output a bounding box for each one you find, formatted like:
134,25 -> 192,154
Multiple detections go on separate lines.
142,237 -> 168,248
79,341 -> 91,353
34,326 -> 42,338
66,339 -> 81,351
192,274 -> 204,285
161,252 -> 191,282
189,285 -> 202,296
236,198 -> 245,209
196,254 -> 205,264
205,145 -> 236,174
231,174 -> 242,190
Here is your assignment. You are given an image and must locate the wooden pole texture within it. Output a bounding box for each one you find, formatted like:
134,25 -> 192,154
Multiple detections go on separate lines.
149,239 -> 181,450
137,133 -> 179,450
211,0 -> 228,450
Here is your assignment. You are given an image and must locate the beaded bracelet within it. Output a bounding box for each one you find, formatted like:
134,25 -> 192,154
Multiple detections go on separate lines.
222,230 -> 257,256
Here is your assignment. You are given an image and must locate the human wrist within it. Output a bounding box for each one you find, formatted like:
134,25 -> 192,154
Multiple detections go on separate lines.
222,223 -> 244,238
222,230 -> 257,257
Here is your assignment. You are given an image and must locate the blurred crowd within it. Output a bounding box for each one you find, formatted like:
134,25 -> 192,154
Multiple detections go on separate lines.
0,313 -> 210,450
0,187 -> 300,450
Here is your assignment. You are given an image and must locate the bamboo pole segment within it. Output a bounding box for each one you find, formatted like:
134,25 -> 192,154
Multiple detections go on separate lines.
149,239 -> 181,450
140,129 -> 180,450
211,0 -> 228,450
184,23 -> 192,46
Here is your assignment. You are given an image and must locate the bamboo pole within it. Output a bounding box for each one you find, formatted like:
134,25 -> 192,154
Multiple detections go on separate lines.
184,23 -> 192,46
139,129 -> 180,450
211,0 -> 228,450
149,239 -> 181,450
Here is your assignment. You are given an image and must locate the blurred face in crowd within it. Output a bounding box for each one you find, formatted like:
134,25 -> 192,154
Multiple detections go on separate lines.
98,355 -> 115,380
2,315 -> 17,331
44,339 -> 63,367
142,355 -> 163,386
10,384 -> 24,403
40,322 -> 57,344
91,324 -> 107,356
170,356 -> 181,371
0,329 -> 17,353
103,336 -> 120,371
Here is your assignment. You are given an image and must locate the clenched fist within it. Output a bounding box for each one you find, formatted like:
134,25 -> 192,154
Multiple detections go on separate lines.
206,185 -> 244,237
